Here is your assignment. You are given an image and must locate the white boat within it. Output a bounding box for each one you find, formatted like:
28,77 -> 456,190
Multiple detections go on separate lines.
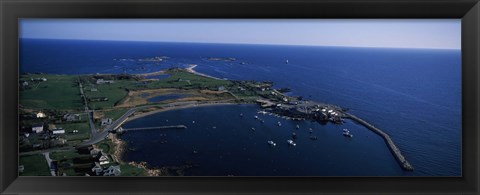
343,131 -> 353,138
296,125 -> 300,129
267,141 -> 276,146
251,127 -> 256,131
285,59 -> 289,64
278,122 -> 282,126
254,115 -> 259,119
287,139 -> 296,146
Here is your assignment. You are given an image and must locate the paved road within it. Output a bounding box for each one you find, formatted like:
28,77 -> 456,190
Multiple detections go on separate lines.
42,152 -> 56,176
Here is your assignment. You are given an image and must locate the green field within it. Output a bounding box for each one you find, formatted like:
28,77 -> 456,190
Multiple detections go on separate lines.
102,108 -> 128,121
20,74 -> 83,110
57,122 -> 91,142
146,70 -> 232,89
84,80 -> 134,109
19,154 -> 51,176
120,164 -> 147,176
50,150 -> 92,176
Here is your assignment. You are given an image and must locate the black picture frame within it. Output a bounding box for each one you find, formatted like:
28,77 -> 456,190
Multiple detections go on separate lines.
1,0 -> 479,194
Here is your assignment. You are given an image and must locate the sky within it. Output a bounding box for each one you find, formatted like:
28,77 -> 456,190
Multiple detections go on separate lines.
19,19 -> 461,49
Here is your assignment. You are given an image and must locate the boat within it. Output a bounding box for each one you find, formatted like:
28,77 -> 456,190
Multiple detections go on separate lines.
278,122 -> 282,126
292,132 -> 297,139
254,115 -> 259,119
267,141 -> 276,146
287,139 -> 296,146
309,136 -> 318,140
251,127 -> 256,131
285,59 -> 289,64
192,150 -> 199,154
258,110 -> 267,115
239,113 -> 244,117
343,131 -> 353,138
296,125 -> 300,129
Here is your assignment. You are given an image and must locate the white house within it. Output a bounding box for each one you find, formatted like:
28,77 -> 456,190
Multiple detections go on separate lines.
103,165 -> 121,176
32,124 -> 44,133
52,128 -> 65,134
36,112 -> 46,118
101,118 -> 113,126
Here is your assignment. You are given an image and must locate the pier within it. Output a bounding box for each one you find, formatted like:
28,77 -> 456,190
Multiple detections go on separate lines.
344,113 -> 414,171
119,125 -> 187,132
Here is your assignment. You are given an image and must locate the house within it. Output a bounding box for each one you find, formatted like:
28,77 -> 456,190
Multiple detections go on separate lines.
21,81 -> 29,87
217,86 -> 225,91
103,165 -> 121,176
90,148 -> 100,157
95,152 -> 110,165
32,124 -> 44,133
36,112 -> 46,118
91,162 -> 104,176
19,165 -> 24,173
96,79 -> 115,84
52,128 -> 65,134
99,155 -> 110,165
101,118 -> 113,126
63,114 -> 81,122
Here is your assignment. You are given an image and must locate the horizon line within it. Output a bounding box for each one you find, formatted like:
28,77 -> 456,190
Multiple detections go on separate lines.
20,37 -> 462,50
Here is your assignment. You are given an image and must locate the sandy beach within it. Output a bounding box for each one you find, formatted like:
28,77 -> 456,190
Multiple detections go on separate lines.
186,64 -> 224,80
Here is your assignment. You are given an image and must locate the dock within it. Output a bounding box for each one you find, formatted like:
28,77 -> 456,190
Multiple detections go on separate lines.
119,125 -> 187,132
344,113 -> 414,171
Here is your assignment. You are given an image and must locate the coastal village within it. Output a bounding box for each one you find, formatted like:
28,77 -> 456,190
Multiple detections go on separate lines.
18,57 -> 412,176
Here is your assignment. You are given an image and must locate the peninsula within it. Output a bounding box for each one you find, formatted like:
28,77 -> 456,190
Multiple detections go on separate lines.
18,63 -> 413,176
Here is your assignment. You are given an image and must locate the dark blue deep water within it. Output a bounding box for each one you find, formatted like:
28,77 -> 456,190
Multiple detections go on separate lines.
20,39 -> 461,176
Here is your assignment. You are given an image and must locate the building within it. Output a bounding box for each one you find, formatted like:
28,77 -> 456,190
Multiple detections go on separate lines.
103,165 -> 121,176
52,128 -> 65,134
36,112 -> 46,118
96,79 -> 115,84
21,81 -> 29,87
217,86 -> 225,91
101,118 -> 113,126
63,114 -> 81,122
91,162 -> 103,176
32,124 -> 44,133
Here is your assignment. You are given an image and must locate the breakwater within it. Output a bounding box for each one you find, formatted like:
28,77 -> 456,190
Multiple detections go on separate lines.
344,113 -> 414,171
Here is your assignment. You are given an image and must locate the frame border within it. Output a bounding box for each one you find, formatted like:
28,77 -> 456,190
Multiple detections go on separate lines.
1,0 -> 479,194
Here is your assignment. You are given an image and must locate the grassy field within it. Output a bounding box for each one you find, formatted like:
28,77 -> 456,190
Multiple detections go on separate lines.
50,150 -> 92,176
147,70 -> 232,90
96,139 -> 115,154
120,164 -> 147,176
102,108 -> 128,121
58,122 -> 91,142
20,74 -> 83,110
83,80 -> 133,109
19,154 -> 51,176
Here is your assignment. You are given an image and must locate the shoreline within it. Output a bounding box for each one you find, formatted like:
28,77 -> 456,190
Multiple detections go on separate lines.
112,101 -> 247,176
185,64 -> 224,80
126,101 -> 240,122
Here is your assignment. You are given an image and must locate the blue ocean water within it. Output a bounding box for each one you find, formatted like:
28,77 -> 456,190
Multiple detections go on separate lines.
20,39 -> 461,176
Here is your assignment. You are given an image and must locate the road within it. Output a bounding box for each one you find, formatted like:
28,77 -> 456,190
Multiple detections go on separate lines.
42,152 -> 56,176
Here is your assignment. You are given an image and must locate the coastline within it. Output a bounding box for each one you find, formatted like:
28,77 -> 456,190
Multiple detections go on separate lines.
185,64 -> 224,80
126,101 -> 240,122
113,101 -> 247,176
